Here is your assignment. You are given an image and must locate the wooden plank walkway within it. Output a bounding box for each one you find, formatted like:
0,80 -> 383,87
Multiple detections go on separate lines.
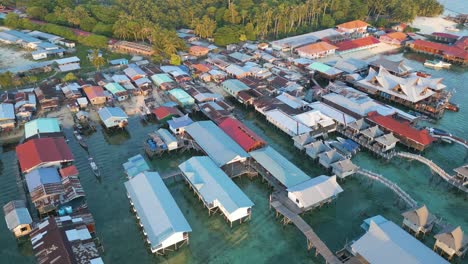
160,169 -> 182,180
432,134 -> 468,149
270,199 -> 341,264
397,152 -> 468,193
356,168 -> 418,208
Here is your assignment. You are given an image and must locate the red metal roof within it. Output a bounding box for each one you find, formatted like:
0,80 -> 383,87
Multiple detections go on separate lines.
412,39 -> 446,51
432,32 -> 459,40
59,165 -> 79,178
16,137 -> 74,173
83,86 -> 105,100
367,112 -> 434,146
218,117 -> 266,152
152,106 -> 180,120
336,36 -> 380,51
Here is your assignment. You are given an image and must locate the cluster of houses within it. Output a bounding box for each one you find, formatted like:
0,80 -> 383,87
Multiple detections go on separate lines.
0,89 -> 36,130
0,29 -> 75,60
409,34 -> 467,65
3,117 -> 104,263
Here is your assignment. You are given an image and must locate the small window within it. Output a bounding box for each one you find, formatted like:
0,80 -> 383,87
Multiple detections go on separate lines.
296,198 -> 300,203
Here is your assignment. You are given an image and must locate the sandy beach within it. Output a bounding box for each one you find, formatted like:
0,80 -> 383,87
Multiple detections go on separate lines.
410,16 -> 461,35
318,42 -> 400,63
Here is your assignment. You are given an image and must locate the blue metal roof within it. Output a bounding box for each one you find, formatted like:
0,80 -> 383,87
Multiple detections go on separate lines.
0,103 -> 15,120
25,168 -> 61,192
123,154 -> 150,178
98,107 -> 128,121
167,115 -> 193,129
179,157 -> 253,216
185,121 -> 249,167
124,171 -> 192,249
249,146 -> 310,188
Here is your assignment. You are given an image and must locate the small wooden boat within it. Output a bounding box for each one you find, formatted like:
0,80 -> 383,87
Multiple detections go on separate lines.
445,102 -> 459,112
73,130 -> 88,149
424,60 -> 451,69
88,157 -> 100,177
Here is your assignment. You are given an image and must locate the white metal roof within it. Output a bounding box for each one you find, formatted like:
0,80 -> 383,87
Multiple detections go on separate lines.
287,175 -> 343,208
185,121 -> 249,167
124,171 -> 192,248
351,217 -> 449,264
293,110 -> 335,128
179,156 -> 253,220
308,102 -> 356,125
265,109 -> 312,136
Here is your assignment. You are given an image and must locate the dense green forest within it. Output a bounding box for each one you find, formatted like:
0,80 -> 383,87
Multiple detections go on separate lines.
1,0 -> 443,59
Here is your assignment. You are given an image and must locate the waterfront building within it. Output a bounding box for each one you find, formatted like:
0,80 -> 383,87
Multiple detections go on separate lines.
434,226 -> 467,260
366,111 -> 435,151
0,103 -> 15,129
265,109 -> 311,137
98,107 -> 128,129
218,117 -> 265,152
24,117 -> 61,140
432,32 -> 459,44
309,102 -> 356,126
359,126 -> 384,143
327,58 -> 368,74
453,165 -> 468,183
401,205 -> 436,237
157,128 -> 178,151
30,215 -> 103,263
374,133 -> 399,152
346,119 -> 369,135
368,57 -> 412,76
168,115 -> 193,135
3,200 -> 32,238
349,215 -> 449,264
306,62 -> 343,79
380,32 -> 408,46
34,86 -> 59,111
83,86 -> 107,105
123,154 -> 150,179
305,140 -> 332,159
25,168 -> 64,214
152,106 -> 182,123
336,36 -> 380,54
287,175 -> 343,210
318,149 -> 346,169
250,146 -> 311,188
293,133 -> 316,151
293,110 -> 336,136
179,157 -> 254,226
124,171 -> 191,254
330,159 -> 358,179
104,83 -> 129,101
184,121 -> 249,167
16,137 -> 74,173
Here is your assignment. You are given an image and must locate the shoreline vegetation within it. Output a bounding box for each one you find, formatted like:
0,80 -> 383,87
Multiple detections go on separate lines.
1,0 -> 443,61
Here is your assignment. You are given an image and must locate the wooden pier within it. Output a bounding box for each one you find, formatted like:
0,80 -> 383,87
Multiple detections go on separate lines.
270,196 -> 341,264
356,168 -> 418,208
160,169 -> 183,180
396,152 -> 468,193
432,134 -> 468,149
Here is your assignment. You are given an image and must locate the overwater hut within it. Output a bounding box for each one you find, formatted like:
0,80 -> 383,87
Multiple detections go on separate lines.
0,103 -> 15,129
179,157 -> 254,226
374,133 -> 399,152
318,149 -> 345,169
124,171 -> 192,254
98,107 -> 128,129
265,109 -> 312,137
25,168 -> 64,214
59,165 -> 85,202
249,146 -> 310,189
434,227 -> 468,260
167,115 -> 193,135
453,165 -> 468,183
305,140 -> 332,159
104,83 -> 129,101
16,137 -> 74,174
3,200 -> 33,238
293,133 -> 316,151
330,159 -> 358,179
368,56 -> 411,77
345,119 -> 369,135
221,79 -> 250,98
184,121 -> 249,168
218,117 -> 266,152
123,154 -> 150,179
287,175 -> 343,211
157,128 -> 178,151
359,125 -> 384,143
167,88 -> 195,107
30,215 -> 103,263
152,106 -> 182,123
401,205 -> 436,237
24,118 -> 62,140
293,110 -> 336,137
349,215 -> 449,264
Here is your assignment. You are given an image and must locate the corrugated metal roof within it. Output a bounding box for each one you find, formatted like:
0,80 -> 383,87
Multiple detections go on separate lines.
24,118 -> 61,139
179,156 -> 253,218
98,107 -> 128,121
222,79 -> 250,94
250,146 -> 310,188
265,109 -> 312,136
3,201 -> 32,230
25,167 -> 61,192
123,154 -> 150,178
167,89 -> 194,106
185,121 -> 249,167
151,73 -> 174,86
55,56 -> 80,65
104,82 -> 126,95
124,171 -> 192,248
287,175 -> 343,208
351,216 -> 449,264
0,103 -> 15,120
157,128 -> 177,145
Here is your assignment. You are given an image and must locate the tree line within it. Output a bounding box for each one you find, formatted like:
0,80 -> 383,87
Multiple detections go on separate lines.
3,0 -> 443,58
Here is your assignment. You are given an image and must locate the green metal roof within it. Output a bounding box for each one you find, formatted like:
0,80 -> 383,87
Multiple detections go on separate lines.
167,88 -> 194,106
221,79 -> 250,96
25,118 -> 61,139
104,82 -> 126,95
151,73 -> 174,86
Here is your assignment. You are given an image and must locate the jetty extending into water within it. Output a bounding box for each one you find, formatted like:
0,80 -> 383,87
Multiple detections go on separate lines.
356,168 -> 418,208
396,152 -> 468,193
431,134 -> 468,149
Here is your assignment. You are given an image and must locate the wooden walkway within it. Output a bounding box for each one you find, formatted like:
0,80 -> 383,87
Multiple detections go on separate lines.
397,152 -> 468,193
432,134 -> 468,149
270,198 -> 341,264
356,168 -> 418,208
160,169 -> 182,180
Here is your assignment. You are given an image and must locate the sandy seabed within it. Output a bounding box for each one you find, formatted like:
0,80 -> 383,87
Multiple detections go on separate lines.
410,16 -> 460,35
